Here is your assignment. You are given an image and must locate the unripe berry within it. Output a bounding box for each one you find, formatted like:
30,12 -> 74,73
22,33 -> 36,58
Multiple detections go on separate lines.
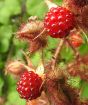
69,33 -> 83,47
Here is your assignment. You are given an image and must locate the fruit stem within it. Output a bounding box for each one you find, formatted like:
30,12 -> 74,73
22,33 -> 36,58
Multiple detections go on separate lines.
21,50 -> 34,68
45,0 -> 57,9
52,39 -> 65,70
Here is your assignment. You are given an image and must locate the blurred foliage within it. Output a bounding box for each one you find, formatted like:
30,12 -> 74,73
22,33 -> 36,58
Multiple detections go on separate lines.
0,0 -> 88,105
67,77 -> 81,89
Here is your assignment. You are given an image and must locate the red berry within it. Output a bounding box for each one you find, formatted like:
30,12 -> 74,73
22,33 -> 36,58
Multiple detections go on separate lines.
44,7 -> 75,38
70,34 -> 83,47
16,71 -> 43,100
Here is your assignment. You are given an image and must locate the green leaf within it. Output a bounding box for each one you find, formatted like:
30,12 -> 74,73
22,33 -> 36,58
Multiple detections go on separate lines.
0,25 -> 12,40
13,38 -> 27,49
6,91 -> 26,105
26,0 -> 48,19
13,38 -> 28,59
0,61 -> 4,69
5,75 -> 25,105
26,0 -> 63,19
31,52 -> 41,66
0,1 -> 4,9
53,0 -> 62,5
80,81 -> 88,100
61,46 -> 73,62
79,44 -> 88,55
0,25 -> 12,53
0,77 -> 4,96
0,39 -> 9,53
67,77 -> 81,88
0,7 -> 10,24
0,25 -> 13,53
5,0 -> 21,15
47,37 -> 59,49
0,0 -> 21,24
44,50 -> 52,61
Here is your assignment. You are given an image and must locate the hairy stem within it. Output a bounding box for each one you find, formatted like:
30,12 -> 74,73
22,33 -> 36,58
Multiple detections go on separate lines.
51,39 -> 65,70
45,79 -> 71,105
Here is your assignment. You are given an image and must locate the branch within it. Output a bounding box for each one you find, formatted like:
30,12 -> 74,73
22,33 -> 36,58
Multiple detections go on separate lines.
51,39 -> 65,70
21,50 -> 34,69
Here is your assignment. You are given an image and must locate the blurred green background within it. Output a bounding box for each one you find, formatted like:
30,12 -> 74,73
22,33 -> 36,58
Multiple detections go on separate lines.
0,0 -> 88,105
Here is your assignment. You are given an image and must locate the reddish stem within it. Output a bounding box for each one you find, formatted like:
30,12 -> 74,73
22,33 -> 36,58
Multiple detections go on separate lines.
51,39 -> 65,70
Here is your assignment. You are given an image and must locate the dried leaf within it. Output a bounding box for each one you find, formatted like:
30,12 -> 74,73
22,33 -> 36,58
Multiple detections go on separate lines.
29,37 -> 47,53
17,17 -> 44,41
6,61 -> 26,75
17,17 -> 48,53
6,61 -> 35,76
